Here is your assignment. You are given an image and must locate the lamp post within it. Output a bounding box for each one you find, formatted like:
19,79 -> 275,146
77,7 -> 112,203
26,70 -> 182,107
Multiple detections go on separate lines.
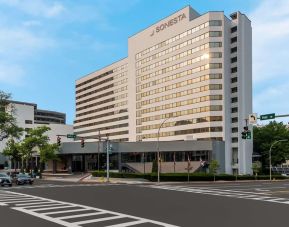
269,139 -> 288,181
157,115 -> 173,183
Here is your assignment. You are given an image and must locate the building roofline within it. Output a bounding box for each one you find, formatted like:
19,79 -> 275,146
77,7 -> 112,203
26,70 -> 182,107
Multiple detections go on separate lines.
128,5 -> 193,39
9,100 -> 37,107
36,109 -> 66,116
76,56 -> 128,82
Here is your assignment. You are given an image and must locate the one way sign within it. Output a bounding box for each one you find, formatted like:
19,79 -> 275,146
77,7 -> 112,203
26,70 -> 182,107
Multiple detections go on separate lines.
248,113 -> 257,125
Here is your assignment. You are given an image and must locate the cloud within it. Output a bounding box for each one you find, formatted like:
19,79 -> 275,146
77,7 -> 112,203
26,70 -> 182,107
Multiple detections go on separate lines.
0,0 -> 65,18
250,0 -> 289,83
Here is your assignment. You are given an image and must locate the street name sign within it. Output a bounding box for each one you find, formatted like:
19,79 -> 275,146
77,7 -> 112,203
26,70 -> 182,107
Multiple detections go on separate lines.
260,113 -> 275,121
67,134 -> 77,139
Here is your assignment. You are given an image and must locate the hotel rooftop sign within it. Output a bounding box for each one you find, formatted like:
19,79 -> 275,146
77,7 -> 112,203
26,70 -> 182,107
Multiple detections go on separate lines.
150,13 -> 186,36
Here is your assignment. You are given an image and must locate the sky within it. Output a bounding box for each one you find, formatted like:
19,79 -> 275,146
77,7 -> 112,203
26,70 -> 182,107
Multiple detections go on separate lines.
0,0 -> 289,125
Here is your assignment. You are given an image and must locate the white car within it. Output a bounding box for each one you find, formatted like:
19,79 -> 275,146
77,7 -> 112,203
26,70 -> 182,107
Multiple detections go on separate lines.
0,173 -> 12,187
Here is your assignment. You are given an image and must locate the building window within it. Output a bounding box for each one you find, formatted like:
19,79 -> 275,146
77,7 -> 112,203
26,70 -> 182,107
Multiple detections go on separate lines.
231,117 -> 238,123
25,120 -> 33,124
231,57 -> 237,63
231,107 -> 238,113
232,127 -> 238,133
231,97 -> 238,103
209,20 -> 222,26
231,47 -> 237,53
231,26 -> 237,33
231,36 -> 237,43
232,137 -> 238,143
231,67 -> 238,73
231,77 -> 238,83
231,87 -> 238,93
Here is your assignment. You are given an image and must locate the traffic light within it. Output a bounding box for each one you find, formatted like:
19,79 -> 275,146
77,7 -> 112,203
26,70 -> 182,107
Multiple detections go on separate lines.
108,144 -> 113,154
81,138 -> 85,148
241,131 -> 247,139
57,136 -> 61,146
246,131 -> 252,139
241,126 -> 252,140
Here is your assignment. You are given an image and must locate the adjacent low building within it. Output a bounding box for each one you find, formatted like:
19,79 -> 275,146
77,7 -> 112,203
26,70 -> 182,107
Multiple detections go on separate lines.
0,100 -> 73,169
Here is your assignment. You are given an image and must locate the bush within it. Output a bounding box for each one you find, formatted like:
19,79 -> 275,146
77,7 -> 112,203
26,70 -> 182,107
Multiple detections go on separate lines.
91,171 -> 287,181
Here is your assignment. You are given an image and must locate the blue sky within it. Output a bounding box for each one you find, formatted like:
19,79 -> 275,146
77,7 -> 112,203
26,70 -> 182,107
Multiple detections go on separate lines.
0,0 -> 289,124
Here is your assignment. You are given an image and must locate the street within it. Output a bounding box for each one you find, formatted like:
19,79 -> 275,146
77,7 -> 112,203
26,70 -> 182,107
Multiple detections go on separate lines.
1,180 -> 289,226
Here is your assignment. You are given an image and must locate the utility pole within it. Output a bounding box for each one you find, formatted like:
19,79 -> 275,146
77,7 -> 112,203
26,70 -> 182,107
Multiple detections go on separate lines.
106,136 -> 110,183
98,130 -> 100,172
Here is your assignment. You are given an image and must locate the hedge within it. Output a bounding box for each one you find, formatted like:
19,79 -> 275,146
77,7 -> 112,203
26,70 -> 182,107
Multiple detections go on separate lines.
91,171 -> 287,181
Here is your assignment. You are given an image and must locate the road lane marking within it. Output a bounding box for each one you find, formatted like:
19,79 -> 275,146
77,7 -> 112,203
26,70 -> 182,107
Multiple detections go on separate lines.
73,215 -> 125,225
0,191 -> 179,227
57,211 -> 105,220
145,185 -> 289,206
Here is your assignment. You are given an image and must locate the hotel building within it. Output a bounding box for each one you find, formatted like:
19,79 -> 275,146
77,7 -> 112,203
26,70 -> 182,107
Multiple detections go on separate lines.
74,6 -> 252,174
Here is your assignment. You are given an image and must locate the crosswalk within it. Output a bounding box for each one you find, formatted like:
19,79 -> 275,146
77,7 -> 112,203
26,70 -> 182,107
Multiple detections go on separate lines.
144,185 -> 289,205
0,190 -> 178,227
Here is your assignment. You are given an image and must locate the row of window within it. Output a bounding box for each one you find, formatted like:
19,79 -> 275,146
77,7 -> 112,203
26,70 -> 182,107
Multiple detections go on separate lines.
231,67 -> 237,73
136,37 -> 222,68
231,87 -> 238,93
77,86 -> 127,103
76,93 -> 127,109
76,72 -> 127,94
78,130 -> 129,139
231,56 -> 237,63
138,71 -> 222,93
74,116 -> 128,130
136,36 -> 221,70
138,95 -> 222,116
74,108 -> 128,124
135,20 -> 222,60
76,101 -> 128,118
231,107 -> 238,113
137,116 -> 223,133
137,105 -> 223,125
76,64 -> 127,89
76,79 -> 127,100
231,77 -> 237,83
138,126 -> 223,140
138,49 -> 222,75
139,82 -> 222,100
138,79 -> 222,107
140,58 -> 222,83
75,123 -> 128,135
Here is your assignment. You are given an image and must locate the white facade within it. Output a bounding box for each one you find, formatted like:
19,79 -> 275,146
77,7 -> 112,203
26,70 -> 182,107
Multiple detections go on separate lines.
0,101 -> 73,165
74,6 -> 253,174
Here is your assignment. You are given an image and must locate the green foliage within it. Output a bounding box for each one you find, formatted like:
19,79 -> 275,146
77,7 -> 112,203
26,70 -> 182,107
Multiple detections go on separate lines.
2,138 -> 22,162
0,90 -> 23,140
252,161 -> 262,175
253,121 -> 289,171
209,160 -> 220,174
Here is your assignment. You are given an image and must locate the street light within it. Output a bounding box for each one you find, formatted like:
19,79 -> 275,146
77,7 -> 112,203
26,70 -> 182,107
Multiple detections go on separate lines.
269,139 -> 288,181
157,115 -> 173,183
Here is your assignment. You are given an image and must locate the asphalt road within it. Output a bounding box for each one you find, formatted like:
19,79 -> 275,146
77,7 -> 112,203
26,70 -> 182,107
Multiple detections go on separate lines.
1,180 -> 289,227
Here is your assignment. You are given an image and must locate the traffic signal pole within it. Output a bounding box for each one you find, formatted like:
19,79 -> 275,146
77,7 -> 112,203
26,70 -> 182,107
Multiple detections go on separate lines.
106,137 -> 110,183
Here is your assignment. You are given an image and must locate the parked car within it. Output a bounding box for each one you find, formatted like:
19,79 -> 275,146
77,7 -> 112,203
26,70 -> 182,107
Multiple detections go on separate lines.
15,174 -> 34,185
0,173 -> 12,187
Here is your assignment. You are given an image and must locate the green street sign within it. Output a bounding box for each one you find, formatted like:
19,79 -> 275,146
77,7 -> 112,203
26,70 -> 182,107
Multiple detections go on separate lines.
67,134 -> 76,139
260,113 -> 275,120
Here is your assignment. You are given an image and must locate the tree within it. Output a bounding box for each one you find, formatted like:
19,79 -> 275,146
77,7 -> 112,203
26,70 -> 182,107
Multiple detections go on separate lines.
253,121 -> 289,173
209,159 -> 220,181
252,161 -> 262,180
21,126 -> 53,175
2,138 -> 22,170
0,91 -> 23,141
39,143 -> 59,177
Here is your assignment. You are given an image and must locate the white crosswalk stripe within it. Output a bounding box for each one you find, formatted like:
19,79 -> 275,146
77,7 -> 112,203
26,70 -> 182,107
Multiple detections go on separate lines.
0,191 -> 179,227
144,185 -> 289,205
